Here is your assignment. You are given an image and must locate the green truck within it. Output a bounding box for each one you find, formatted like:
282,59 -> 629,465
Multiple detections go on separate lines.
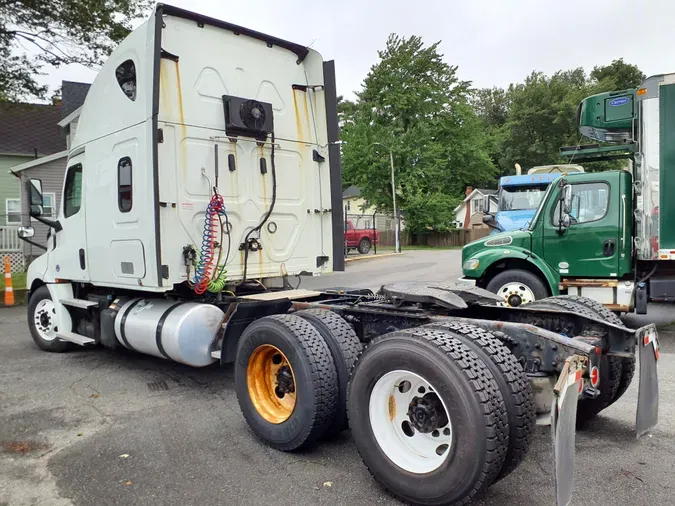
462,73 -> 675,314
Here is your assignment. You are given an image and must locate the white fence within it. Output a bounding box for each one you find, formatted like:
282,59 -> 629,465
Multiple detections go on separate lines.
0,225 -> 21,252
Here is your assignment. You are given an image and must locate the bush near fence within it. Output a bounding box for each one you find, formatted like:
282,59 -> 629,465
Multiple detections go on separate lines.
378,228 -> 490,248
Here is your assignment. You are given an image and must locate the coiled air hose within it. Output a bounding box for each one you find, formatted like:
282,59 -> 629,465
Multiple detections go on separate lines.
193,191 -> 229,294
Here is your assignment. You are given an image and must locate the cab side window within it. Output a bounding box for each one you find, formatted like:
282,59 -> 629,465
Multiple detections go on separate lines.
118,157 -> 133,212
116,59 -> 137,101
552,182 -> 610,225
63,164 -> 83,218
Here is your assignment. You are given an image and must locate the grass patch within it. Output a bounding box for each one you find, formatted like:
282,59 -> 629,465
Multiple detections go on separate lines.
1,271 -> 27,291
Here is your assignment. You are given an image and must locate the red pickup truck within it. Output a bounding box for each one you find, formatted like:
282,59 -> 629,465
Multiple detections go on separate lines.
344,220 -> 378,254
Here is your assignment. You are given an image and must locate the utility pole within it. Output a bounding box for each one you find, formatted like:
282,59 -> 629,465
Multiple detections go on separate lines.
373,142 -> 400,253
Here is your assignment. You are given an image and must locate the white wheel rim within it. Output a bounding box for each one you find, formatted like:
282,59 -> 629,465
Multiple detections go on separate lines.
497,282 -> 535,307
369,370 -> 452,474
34,300 -> 58,341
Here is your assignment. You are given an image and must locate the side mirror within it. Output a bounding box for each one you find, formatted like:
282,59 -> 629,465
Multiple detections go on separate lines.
26,178 -> 44,217
17,226 -> 35,239
482,214 -> 501,232
561,184 -> 573,215
561,213 -> 571,228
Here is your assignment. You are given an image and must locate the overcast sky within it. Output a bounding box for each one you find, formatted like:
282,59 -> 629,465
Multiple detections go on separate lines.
39,0 -> 675,98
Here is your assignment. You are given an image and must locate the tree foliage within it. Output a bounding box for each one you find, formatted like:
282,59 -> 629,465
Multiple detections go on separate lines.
478,59 -> 645,176
591,58 -> 645,90
341,35 -> 496,233
0,0 -> 151,101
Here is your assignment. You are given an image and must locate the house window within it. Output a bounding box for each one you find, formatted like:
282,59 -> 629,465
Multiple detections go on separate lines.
116,59 -> 137,101
64,164 -> 83,218
6,193 -> 55,225
118,157 -> 133,212
346,200 -> 351,211
41,193 -> 55,218
5,199 -> 20,224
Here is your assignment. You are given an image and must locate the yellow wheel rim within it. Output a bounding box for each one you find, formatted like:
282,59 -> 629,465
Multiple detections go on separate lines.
247,344 -> 297,424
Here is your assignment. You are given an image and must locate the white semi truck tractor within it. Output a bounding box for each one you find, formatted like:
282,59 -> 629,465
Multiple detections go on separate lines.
17,5 -> 660,506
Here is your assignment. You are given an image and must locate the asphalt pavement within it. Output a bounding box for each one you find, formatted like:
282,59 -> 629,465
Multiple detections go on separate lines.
1,249 -> 674,506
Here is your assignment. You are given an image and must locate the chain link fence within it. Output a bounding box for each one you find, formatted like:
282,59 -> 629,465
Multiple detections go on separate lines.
343,211 -> 400,258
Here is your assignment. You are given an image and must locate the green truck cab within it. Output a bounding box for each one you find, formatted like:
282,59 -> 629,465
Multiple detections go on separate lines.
462,170 -> 633,307
463,73 -> 675,314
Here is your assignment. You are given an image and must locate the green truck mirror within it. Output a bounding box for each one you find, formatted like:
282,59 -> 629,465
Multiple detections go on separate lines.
562,184 -> 573,215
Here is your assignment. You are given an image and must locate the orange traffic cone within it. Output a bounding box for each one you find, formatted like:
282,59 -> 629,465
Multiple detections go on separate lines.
4,256 -> 14,306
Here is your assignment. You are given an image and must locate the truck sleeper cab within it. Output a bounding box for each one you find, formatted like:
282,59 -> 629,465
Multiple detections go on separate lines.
17,5 -> 659,506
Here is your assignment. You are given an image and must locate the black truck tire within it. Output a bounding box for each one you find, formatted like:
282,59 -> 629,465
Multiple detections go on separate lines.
425,321 -> 535,481
296,309 -> 362,438
348,327 -> 508,505
527,297 -> 623,427
27,286 -> 70,353
234,314 -> 338,451
486,269 -> 549,306
552,295 -> 635,407
358,237 -> 371,254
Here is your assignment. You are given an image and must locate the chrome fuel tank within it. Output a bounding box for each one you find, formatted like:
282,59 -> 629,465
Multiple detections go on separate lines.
114,299 -> 224,367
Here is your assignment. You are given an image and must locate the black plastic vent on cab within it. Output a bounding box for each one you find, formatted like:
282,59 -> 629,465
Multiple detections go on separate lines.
223,95 -> 274,139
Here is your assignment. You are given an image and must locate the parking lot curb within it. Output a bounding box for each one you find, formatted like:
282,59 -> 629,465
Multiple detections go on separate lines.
345,252 -> 404,263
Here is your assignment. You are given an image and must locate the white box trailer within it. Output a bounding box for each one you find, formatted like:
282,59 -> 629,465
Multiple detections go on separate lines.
18,5 -> 659,506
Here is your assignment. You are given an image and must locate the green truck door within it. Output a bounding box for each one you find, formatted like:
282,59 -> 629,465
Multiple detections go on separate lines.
542,174 -> 621,278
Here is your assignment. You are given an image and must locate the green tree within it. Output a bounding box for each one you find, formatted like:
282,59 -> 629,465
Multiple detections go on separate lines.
0,0 -> 151,101
341,34 -> 496,233
493,61 -> 644,174
590,58 -> 645,90
473,87 -> 511,172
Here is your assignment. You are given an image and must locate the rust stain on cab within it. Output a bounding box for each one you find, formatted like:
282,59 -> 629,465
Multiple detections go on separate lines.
302,93 -> 312,142
292,89 -> 305,142
257,248 -> 264,277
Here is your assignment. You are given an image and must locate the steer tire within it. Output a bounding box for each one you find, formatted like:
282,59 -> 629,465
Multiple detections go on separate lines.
554,295 -> 635,406
296,309 -> 362,438
486,269 -> 549,306
348,327 -> 508,505
27,286 -> 71,353
425,321 -> 535,482
528,297 -> 623,427
358,237 -> 371,254
234,314 -> 338,451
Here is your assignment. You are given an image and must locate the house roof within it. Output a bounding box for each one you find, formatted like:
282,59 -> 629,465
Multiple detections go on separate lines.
454,189 -> 498,213
0,102 -> 65,156
61,81 -> 90,119
342,185 -> 361,199
9,150 -> 69,173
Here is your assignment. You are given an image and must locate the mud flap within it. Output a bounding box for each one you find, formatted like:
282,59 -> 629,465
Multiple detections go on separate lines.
636,324 -> 659,438
551,355 -> 586,506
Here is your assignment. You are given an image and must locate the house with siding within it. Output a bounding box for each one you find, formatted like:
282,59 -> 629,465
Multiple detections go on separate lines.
342,185 -> 400,232
453,186 -> 498,229
0,81 -> 90,270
